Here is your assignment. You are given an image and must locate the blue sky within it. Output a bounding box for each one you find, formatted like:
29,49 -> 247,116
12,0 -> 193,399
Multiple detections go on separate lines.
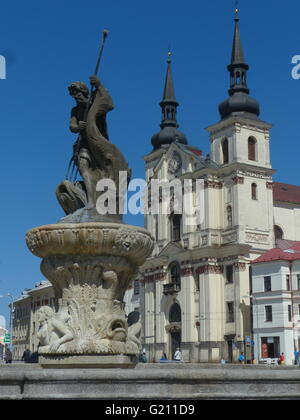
0,0 -> 300,325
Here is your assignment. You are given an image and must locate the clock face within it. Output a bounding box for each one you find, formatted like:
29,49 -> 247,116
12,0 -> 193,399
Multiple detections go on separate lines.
168,152 -> 182,174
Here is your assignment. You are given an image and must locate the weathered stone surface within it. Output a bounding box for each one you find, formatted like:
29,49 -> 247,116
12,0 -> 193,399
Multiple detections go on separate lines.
25,223 -> 154,362
26,223 -> 153,265
57,76 -> 131,221
1,364 -> 300,400
39,354 -> 137,369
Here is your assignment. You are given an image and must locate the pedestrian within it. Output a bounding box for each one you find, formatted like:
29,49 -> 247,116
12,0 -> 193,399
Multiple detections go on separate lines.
4,346 -> 12,364
29,350 -> 39,364
174,347 -> 182,362
22,348 -> 32,363
160,352 -> 168,361
238,352 -> 245,364
279,353 -> 285,366
139,350 -> 147,363
294,349 -> 300,366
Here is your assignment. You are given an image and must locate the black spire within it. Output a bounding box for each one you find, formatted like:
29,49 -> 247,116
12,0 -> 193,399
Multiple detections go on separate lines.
151,52 -> 188,150
219,9 -> 260,120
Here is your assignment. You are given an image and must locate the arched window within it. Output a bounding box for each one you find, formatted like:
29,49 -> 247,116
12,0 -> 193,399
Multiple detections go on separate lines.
171,214 -> 181,242
248,137 -> 257,161
169,303 -> 182,323
222,138 -> 229,164
274,225 -> 284,242
170,262 -> 181,289
251,183 -> 258,200
227,205 -> 233,227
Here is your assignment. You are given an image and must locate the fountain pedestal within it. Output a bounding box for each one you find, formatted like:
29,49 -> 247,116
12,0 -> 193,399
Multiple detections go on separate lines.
26,222 -> 154,368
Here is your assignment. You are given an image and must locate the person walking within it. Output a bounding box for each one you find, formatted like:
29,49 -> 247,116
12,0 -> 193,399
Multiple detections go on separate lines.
174,348 -> 182,362
21,348 -> 32,364
139,349 -> 147,363
4,346 -> 12,364
279,353 -> 285,366
294,349 -> 300,366
160,352 -> 168,361
238,352 -> 245,364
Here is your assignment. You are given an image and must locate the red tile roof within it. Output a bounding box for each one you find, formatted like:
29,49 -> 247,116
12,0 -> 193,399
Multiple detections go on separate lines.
273,182 -> 300,205
252,241 -> 300,264
186,147 -> 202,157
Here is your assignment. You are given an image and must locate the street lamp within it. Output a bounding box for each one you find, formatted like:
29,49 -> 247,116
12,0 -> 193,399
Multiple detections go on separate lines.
0,294 -> 14,356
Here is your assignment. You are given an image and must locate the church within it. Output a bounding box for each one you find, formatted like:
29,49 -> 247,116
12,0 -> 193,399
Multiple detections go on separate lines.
128,10 -> 300,363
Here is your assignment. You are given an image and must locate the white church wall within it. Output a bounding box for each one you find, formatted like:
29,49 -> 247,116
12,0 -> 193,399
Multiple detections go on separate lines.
274,203 -> 300,241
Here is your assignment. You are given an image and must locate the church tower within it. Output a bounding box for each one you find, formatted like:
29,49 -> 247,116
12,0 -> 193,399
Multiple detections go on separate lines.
139,10 -> 277,364
207,9 -> 275,256
208,9 -> 272,170
151,52 -> 188,151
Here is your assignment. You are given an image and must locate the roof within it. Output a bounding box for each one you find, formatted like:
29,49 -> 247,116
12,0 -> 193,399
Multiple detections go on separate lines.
273,182 -> 300,205
252,241 -> 300,264
176,143 -> 220,169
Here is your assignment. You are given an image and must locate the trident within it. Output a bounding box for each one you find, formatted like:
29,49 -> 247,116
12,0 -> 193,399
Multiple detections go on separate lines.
83,29 -> 109,121
67,30 -> 109,181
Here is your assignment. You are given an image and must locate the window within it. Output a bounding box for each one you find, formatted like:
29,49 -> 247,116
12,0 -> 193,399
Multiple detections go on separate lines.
264,276 -> 272,292
261,337 -> 280,359
226,265 -> 234,284
288,305 -> 292,322
251,183 -> 258,200
227,206 -> 233,228
222,139 -> 229,164
297,275 -> 300,291
169,303 -> 182,323
248,137 -> 257,161
274,225 -> 284,242
171,214 -> 181,242
286,275 -> 291,291
170,263 -> 181,288
134,280 -> 140,296
265,306 -> 273,322
226,302 -> 235,323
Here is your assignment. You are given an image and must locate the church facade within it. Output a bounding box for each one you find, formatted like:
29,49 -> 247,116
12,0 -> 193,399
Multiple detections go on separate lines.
133,11 -> 300,363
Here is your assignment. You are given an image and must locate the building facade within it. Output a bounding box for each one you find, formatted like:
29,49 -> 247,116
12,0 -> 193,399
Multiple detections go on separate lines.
0,325 -> 8,361
252,241 -> 300,365
12,281 -> 56,359
139,12 -> 300,363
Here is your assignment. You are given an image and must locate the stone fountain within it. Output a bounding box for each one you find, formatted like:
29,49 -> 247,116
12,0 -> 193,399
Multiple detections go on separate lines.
26,44 -> 153,368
